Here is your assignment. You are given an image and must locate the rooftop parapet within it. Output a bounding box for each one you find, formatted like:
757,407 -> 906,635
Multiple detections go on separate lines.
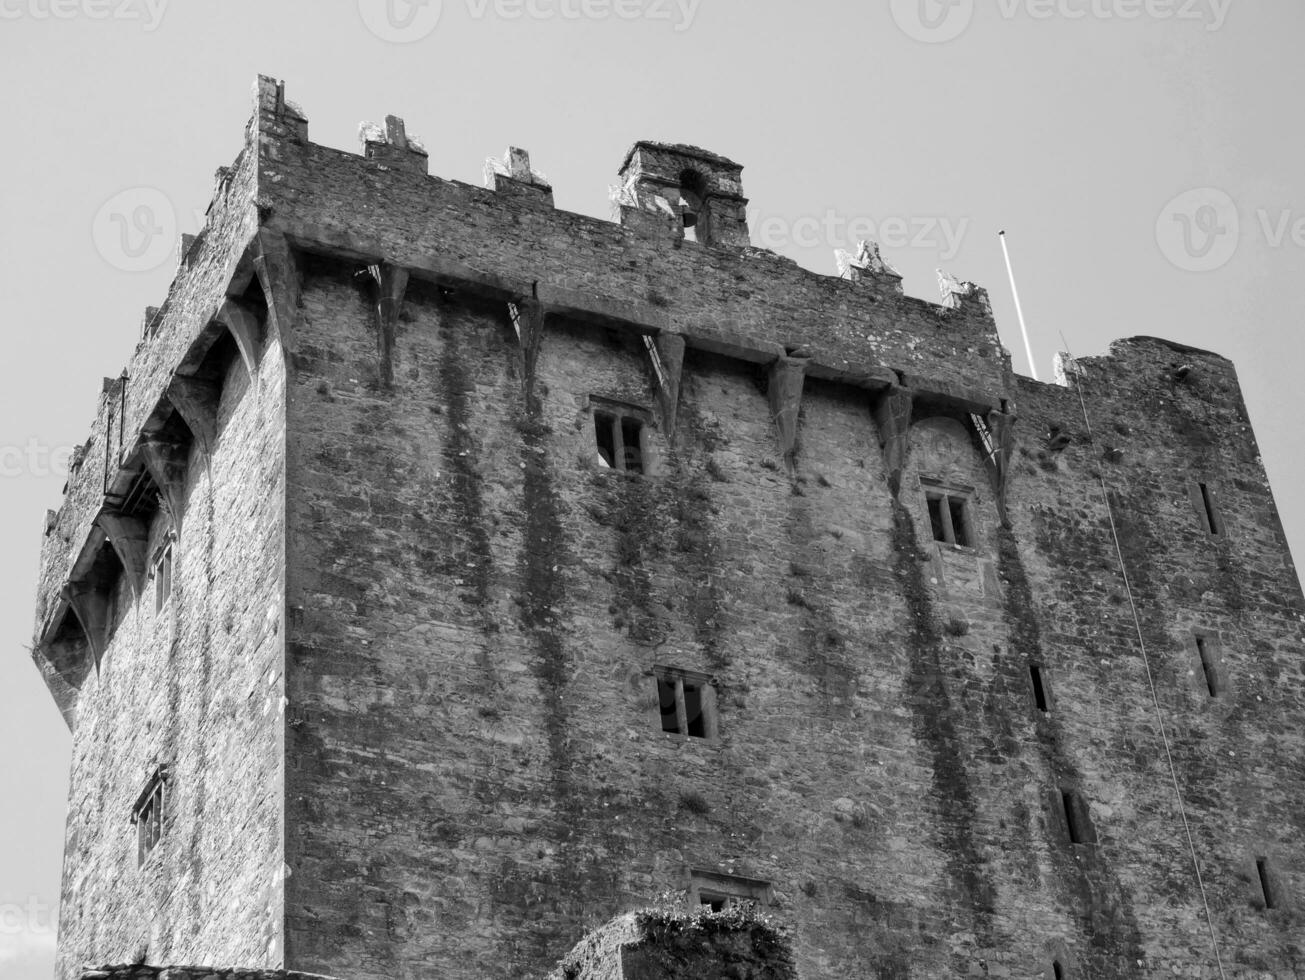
359,115 -> 429,176
615,140 -> 749,246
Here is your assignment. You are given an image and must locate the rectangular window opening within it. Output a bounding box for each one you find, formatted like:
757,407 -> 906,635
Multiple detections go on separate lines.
131,766 -> 170,867
1196,636 -> 1220,698
654,667 -> 715,740
594,411 -> 618,469
927,495 -> 947,543
657,677 -> 679,734
1053,962 -> 1065,980
154,543 -> 173,614
1030,665 -> 1050,713
924,486 -> 973,547
1062,791 -> 1093,845
948,497 -> 970,546
593,405 -> 647,475
1199,482 -> 1222,536
1257,858 -> 1277,910
621,417 -> 645,474
683,682 -> 706,739
690,870 -> 773,911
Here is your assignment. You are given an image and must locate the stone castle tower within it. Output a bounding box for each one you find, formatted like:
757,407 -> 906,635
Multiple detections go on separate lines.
30,76 -> 1305,979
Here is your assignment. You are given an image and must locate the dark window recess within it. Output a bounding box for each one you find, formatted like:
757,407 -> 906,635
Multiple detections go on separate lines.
1061,790 -> 1095,845
690,869 -> 773,911
131,766 -> 170,866
1197,482 -> 1223,536
655,667 -> 715,739
1196,636 -> 1220,698
154,543 -> 173,614
594,410 -> 645,474
1053,962 -> 1065,980
1257,858 -> 1278,910
1030,665 -> 1050,713
925,488 -> 973,546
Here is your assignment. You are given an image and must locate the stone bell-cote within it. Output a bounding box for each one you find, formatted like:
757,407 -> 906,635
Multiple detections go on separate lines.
617,141 -> 749,247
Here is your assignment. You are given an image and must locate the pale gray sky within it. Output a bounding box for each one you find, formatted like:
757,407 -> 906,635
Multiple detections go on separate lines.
2,2 -> 1302,976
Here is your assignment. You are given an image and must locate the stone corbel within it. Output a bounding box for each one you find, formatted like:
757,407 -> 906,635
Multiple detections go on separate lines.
369,263 -> 410,388
97,511 -> 150,602
874,386 -> 915,497
515,291 -> 546,413
254,228 -> 301,344
216,298 -> 265,377
138,437 -> 190,532
31,644 -> 81,730
61,582 -> 111,673
166,375 -> 221,455
652,332 -> 686,441
987,411 -> 1017,528
769,356 -> 808,469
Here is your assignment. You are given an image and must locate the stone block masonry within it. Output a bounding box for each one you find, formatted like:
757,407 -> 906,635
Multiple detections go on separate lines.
33,73 -> 1305,980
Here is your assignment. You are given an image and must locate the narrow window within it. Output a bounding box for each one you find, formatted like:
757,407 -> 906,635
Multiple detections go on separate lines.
657,676 -> 680,734
154,543 -> 173,614
1199,483 -> 1221,535
595,411 -> 618,469
927,496 -> 948,542
1030,664 -> 1050,713
1061,790 -> 1094,845
948,497 -> 970,545
131,766 -> 170,866
1257,858 -> 1277,910
1053,962 -> 1065,980
1196,636 -> 1219,698
654,667 -> 715,740
621,417 -> 644,473
593,406 -> 646,475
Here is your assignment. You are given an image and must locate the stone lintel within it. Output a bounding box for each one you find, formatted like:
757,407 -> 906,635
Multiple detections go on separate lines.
96,511 -> 149,601
369,263 -> 410,388
216,298 -> 265,377
536,283 -> 671,336
166,375 -> 221,454
138,438 -> 189,531
805,357 -> 898,390
900,372 -> 1003,415
686,331 -> 785,364
874,386 -> 915,497
770,355 -> 808,467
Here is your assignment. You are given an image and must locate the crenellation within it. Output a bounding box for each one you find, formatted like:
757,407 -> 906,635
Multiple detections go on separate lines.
30,73 -> 1305,980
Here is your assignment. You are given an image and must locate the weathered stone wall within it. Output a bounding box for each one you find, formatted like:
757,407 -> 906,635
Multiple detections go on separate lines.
53,336 -> 288,979
80,969 -> 335,980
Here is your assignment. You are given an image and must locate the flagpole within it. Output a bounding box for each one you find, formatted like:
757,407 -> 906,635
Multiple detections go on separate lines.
999,230 -> 1039,381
